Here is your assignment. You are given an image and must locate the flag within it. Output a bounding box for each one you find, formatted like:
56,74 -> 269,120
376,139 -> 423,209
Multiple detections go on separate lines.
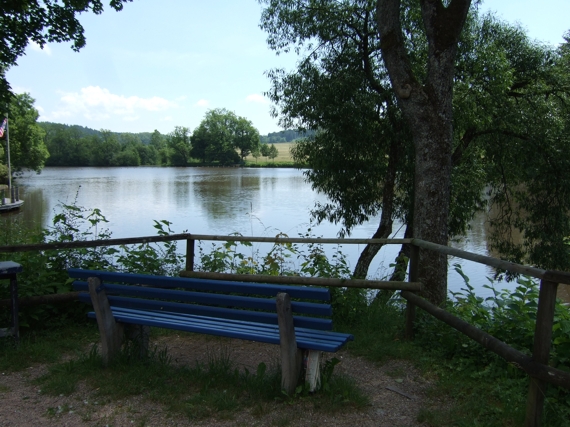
0,118 -> 6,138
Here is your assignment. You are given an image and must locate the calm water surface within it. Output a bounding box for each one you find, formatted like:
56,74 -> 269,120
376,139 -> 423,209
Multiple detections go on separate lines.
8,167 -> 531,297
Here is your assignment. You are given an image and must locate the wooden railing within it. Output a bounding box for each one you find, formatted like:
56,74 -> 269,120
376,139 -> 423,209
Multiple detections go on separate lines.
1,233 -> 569,426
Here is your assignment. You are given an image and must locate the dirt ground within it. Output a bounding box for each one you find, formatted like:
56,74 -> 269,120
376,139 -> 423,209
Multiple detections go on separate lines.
0,334 -> 439,426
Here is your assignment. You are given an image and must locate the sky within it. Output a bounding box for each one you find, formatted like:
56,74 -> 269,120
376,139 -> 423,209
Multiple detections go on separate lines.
5,0 -> 570,136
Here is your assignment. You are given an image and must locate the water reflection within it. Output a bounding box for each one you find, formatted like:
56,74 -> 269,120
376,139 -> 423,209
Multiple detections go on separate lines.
192,171 -> 261,221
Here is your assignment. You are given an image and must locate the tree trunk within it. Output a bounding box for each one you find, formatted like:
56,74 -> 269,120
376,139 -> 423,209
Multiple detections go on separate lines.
353,137 -> 401,278
376,0 -> 471,305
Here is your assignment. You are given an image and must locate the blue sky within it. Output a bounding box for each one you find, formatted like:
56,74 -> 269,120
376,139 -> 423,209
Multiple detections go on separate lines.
5,0 -> 570,136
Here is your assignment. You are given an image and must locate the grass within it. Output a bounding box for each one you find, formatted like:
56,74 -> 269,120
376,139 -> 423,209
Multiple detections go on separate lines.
343,298 -> 570,427
3,323 -> 369,423
0,323 -> 99,372
4,298 -> 569,426
245,142 -> 297,165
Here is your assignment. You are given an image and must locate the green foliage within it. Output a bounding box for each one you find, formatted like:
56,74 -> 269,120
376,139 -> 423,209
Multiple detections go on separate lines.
261,0 -> 570,280
116,220 -> 184,276
412,267 -> 570,425
167,126 -> 192,166
197,229 -> 352,278
0,198 -> 184,330
1,93 -> 49,177
268,143 -> 279,161
195,229 -> 368,326
260,129 -> 314,143
191,109 -> 260,165
41,124 -> 165,167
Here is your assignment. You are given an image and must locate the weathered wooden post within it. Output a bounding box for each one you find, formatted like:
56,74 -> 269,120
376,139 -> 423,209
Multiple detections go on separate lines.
524,276 -> 559,427
186,237 -> 195,272
276,292 -> 302,395
405,244 -> 419,340
88,277 -> 124,366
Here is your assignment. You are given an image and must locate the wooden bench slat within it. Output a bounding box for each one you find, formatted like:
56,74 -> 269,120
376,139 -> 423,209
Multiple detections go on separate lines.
69,269 -> 330,301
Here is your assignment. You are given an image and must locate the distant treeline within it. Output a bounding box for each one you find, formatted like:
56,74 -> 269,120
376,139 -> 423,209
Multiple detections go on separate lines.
38,121 -> 292,167
261,129 -> 315,144
40,122 -> 165,167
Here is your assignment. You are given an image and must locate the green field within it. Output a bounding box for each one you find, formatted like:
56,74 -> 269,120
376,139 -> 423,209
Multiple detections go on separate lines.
245,142 -> 295,164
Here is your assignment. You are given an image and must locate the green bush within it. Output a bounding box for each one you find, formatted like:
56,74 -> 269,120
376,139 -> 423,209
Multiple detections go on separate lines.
413,265 -> 570,425
0,200 -> 185,330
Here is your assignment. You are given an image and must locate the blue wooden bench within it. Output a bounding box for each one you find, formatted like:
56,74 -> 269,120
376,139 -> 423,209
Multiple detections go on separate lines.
69,268 -> 353,393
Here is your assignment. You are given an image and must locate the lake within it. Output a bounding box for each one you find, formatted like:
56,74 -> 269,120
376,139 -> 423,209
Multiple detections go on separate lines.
4,166 -> 543,298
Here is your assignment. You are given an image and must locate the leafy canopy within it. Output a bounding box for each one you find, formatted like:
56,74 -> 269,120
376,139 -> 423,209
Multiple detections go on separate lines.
190,109 -> 260,165
1,93 -> 48,178
261,0 -> 570,275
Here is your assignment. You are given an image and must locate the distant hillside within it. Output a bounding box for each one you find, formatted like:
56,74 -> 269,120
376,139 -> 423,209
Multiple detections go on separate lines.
39,122 -> 154,145
39,122 -> 312,144
261,129 -> 315,143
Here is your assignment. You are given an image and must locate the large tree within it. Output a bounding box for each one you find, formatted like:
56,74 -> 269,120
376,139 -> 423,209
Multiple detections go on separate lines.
376,0 -> 471,305
1,93 -> 49,178
0,0 -> 133,105
167,126 -> 192,166
190,109 -> 260,165
262,1 -> 570,305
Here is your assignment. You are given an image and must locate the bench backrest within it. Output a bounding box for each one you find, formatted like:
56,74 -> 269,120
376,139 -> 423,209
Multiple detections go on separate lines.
69,269 -> 335,331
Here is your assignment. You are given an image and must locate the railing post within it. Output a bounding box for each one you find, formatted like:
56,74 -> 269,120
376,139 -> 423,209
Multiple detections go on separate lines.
524,278 -> 559,427
405,243 -> 419,340
185,237 -> 195,271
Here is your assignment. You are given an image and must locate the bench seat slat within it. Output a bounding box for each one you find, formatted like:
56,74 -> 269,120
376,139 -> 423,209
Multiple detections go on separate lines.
86,307 -> 353,353
111,306 -> 348,344
69,269 -> 330,301
73,281 -> 332,316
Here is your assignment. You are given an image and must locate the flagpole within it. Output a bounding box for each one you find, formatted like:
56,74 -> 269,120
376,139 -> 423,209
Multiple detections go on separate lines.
6,109 -> 11,196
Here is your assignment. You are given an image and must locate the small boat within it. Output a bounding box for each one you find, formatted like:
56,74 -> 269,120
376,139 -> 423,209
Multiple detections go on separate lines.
0,194 -> 24,212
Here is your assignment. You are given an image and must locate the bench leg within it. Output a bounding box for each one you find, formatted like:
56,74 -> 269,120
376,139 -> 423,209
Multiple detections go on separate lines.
304,350 -> 322,392
88,277 -> 124,366
125,324 -> 150,359
276,292 -> 302,395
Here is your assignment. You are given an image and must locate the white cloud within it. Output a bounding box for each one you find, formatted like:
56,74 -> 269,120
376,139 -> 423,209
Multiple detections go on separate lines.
12,85 -> 32,94
52,86 -> 176,122
29,41 -> 51,55
245,94 -> 269,105
195,99 -> 209,107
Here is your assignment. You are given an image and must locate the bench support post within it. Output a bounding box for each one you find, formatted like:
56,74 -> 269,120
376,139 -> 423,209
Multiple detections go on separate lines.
276,292 -> 302,395
88,277 -> 124,366
125,324 -> 150,359
304,349 -> 322,392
